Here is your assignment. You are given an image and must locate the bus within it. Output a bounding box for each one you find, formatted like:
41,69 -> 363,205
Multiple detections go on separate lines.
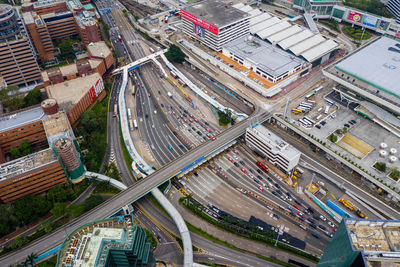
314,86 -> 323,93
317,107 -> 323,112
113,104 -> 118,117
131,85 -> 135,96
177,79 -> 186,87
291,108 -> 302,114
304,116 -> 316,125
133,119 -> 138,130
256,161 -> 269,173
305,91 -> 315,100
129,119 -> 134,131
170,70 -> 178,79
149,47 -> 155,53
316,114 -> 322,120
300,102 -> 313,108
127,108 -> 132,119
324,106 -> 330,114
298,105 -> 311,111
326,99 -> 335,105
299,119 -> 312,127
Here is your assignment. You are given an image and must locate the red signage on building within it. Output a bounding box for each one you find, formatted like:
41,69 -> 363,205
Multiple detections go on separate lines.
88,87 -> 96,102
348,11 -> 362,23
181,10 -> 219,35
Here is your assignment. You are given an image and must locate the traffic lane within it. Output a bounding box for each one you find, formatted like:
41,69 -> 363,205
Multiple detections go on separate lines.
134,210 -> 183,265
139,199 -> 281,267
0,107 -> 260,266
231,148 -> 335,233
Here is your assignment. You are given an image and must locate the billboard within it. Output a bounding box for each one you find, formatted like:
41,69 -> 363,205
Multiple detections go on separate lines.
88,87 -> 96,102
362,15 -> 377,27
193,23 -> 205,38
181,10 -> 218,35
348,11 -> 362,23
378,20 -> 388,30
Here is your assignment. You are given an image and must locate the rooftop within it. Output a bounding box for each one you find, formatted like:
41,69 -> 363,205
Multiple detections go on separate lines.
345,218 -> 400,257
45,73 -> 102,112
57,216 -> 136,267
335,37 -> 400,99
0,107 -> 44,133
182,0 -> 249,28
249,124 -> 301,160
0,148 -> 56,181
224,35 -> 304,78
87,41 -> 111,58
42,111 -> 74,144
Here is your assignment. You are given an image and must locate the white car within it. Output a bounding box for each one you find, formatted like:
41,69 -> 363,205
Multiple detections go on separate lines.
328,221 -> 335,228
320,215 -> 327,221
249,173 -> 254,178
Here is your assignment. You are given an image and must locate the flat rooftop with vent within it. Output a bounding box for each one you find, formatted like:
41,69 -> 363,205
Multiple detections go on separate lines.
319,218 -> 400,267
323,37 -> 400,116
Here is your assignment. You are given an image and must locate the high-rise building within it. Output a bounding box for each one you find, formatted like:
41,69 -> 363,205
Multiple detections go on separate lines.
387,0 -> 400,24
181,0 -> 250,51
0,4 -> 42,87
57,215 -> 156,267
245,125 -> 301,173
318,218 -> 400,267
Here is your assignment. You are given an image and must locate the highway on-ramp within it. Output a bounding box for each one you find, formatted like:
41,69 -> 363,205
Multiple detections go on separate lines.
0,111 -> 268,266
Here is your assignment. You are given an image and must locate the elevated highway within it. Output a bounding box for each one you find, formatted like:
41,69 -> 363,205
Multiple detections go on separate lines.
0,109 -> 269,266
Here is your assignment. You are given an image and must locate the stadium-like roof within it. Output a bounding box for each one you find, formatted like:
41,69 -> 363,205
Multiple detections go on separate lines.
278,30 -> 314,50
301,39 -> 338,62
250,17 -> 280,34
268,25 -> 302,43
289,34 -> 325,56
256,21 -> 291,39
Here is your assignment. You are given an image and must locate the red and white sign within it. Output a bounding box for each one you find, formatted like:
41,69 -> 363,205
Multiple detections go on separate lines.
348,11 -> 362,23
88,87 -> 96,102
88,78 -> 104,102
181,10 -> 219,35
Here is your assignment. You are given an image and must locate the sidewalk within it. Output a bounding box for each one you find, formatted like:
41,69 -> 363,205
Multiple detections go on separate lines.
169,188 -> 317,267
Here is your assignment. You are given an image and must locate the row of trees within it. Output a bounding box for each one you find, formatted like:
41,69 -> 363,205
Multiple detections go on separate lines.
0,87 -> 42,112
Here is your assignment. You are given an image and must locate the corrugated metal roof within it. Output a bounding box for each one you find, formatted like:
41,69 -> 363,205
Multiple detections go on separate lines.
278,30 -> 314,50
256,20 -> 291,39
301,39 -> 338,62
250,16 -> 280,34
248,8 -> 262,17
232,3 -> 245,9
289,34 -> 325,56
268,25 -> 302,43
249,12 -> 271,26
239,5 -> 253,12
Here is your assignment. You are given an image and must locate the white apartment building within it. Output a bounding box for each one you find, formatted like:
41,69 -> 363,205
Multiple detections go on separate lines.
246,125 -> 301,173
181,0 -> 250,51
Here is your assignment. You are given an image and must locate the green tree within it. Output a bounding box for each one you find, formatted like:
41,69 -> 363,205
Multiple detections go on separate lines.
329,134 -> 338,143
0,86 -> 24,110
26,252 -> 37,267
83,195 -> 103,212
69,204 -> 85,218
47,185 -> 68,203
50,202 -> 67,217
9,140 -> 33,159
57,38 -> 75,60
23,88 -> 42,107
165,44 -> 186,64
10,147 -> 21,159
81,110 -> 99,134
343,127 -> 348,133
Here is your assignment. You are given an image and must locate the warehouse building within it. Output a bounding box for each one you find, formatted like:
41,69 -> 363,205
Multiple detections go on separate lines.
233,4 -> 339,66
319,218 -> 400,267
181,0 -> 250,51
57,215 -> 155,267
246,125 -> 301,173
323,37 -> 400,118
222,35 -> 305,84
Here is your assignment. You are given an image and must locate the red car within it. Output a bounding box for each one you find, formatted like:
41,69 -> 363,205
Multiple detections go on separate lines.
211,137 -> 216,141
241,168 -> 247,174
172,111 -> 176,115
297,212 -> 304,218
194,118 -> 199,122
189,114 -> 194,118
206,133 -> 212,138
184,120 -> 188,123
233,150 -> 239,155
148,93 -> 151,97
228,157 -> 234,162
189,119 -> 193,123
293,204 -> 300,210
258,186 -> 265,192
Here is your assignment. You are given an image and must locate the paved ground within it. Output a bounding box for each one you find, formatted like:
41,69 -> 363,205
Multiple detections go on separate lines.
168,188 -> 317,267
